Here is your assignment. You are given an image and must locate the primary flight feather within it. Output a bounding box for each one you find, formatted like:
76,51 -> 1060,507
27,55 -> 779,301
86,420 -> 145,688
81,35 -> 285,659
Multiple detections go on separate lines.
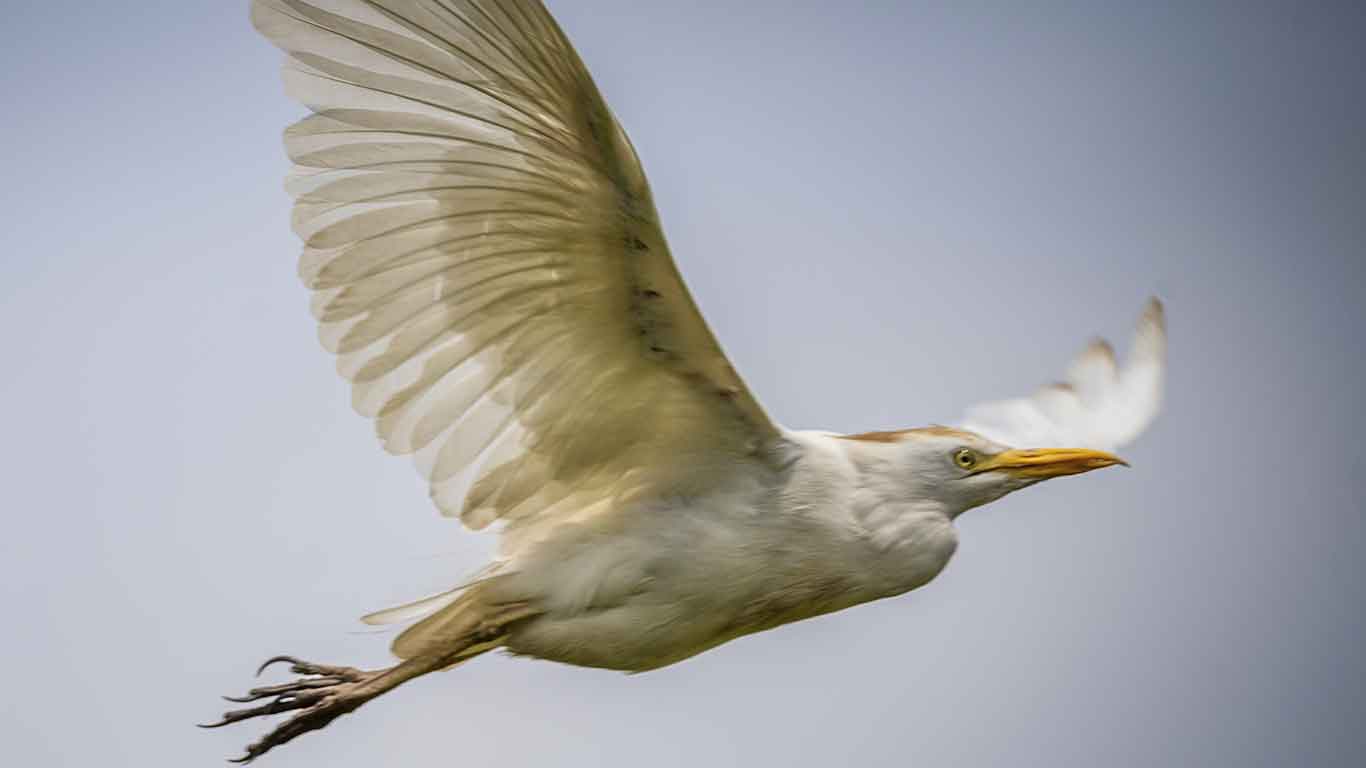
206,0 -> 1167,761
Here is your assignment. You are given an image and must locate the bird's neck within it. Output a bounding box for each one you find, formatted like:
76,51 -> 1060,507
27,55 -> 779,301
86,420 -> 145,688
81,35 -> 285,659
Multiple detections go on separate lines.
777,430 -> 961,600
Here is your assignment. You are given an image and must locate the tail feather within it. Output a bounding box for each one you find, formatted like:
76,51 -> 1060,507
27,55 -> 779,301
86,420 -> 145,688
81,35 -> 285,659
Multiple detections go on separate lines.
390,584 -> 537,661
360,587 -> 463,627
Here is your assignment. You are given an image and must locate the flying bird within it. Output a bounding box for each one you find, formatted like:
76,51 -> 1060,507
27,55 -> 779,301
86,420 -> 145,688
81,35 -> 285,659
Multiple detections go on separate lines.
208,0 -> 1166,761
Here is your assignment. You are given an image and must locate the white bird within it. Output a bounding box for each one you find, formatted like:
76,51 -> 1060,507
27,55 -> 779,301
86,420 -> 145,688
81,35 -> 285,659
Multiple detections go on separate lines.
207,0 -> 1167,761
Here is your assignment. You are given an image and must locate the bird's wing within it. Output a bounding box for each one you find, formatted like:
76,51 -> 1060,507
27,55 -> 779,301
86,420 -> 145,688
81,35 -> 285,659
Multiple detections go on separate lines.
252,0 -> 782,539
959,299 -> 1166,451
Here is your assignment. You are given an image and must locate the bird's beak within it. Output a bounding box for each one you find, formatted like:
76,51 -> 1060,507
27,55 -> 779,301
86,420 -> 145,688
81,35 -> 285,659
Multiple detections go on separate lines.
981,448 -> 1128,479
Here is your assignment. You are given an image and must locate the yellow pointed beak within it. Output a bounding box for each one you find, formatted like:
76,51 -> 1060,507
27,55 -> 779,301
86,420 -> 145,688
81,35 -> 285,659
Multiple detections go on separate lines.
981,448 -> 1128,479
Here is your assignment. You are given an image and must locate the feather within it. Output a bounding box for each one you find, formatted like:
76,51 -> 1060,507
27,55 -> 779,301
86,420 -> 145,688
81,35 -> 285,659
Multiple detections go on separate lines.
360,587 -> 464,626
252,0 -> 784,552
959,299 -> 1166,450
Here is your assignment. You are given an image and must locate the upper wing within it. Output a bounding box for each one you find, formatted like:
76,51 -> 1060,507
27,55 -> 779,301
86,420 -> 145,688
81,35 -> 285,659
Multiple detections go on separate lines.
959,299 -> 1166,451
252,0 -> 782,539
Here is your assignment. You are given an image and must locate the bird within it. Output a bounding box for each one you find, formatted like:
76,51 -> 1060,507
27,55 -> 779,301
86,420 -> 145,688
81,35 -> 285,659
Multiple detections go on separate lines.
206,0 -> 1167,762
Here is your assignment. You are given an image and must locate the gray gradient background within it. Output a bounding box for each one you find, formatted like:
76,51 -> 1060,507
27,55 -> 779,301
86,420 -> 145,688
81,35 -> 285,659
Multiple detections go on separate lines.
2,1 -> 1363,766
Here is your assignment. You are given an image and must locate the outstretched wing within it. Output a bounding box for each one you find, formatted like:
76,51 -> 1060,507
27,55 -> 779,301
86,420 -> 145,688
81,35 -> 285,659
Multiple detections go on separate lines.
960,299 -> 1166,451
252,0 -> 781,538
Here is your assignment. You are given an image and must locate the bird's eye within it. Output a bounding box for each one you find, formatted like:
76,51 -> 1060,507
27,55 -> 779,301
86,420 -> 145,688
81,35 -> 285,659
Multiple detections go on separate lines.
953,449 -> 978,470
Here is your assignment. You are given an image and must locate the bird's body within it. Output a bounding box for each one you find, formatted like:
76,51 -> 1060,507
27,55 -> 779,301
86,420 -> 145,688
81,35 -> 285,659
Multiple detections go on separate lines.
208,0 -> 1168,761
485,428 -> 959,671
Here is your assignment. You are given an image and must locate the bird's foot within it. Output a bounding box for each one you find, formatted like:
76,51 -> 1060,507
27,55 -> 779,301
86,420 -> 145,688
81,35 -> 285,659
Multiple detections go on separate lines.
201,655 -> 384,763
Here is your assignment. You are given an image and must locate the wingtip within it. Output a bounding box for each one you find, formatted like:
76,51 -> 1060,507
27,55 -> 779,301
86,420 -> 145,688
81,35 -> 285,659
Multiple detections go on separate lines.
1130,297 -> 1167,361
1142,297 -> 1166,329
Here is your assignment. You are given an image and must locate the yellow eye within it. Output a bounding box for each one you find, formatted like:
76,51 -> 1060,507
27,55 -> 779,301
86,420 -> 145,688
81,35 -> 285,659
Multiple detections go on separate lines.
954,449 -> 978,470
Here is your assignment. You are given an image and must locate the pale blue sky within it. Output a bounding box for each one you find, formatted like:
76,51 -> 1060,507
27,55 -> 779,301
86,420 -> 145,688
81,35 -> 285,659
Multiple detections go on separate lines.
2,2 -> 1363,766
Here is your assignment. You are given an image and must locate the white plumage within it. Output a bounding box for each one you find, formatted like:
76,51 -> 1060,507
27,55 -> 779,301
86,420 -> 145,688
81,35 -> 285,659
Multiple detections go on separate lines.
206,1 -> 1168,762
257,0 -> 778,553
961,300 -> 1166,451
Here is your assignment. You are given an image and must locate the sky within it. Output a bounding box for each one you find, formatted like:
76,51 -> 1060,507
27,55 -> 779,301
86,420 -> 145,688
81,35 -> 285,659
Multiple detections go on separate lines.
2,1 -> 1364,766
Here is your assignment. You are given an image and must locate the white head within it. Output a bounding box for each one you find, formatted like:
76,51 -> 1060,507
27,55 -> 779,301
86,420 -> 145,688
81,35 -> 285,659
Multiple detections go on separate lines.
840,426 -> 1127,518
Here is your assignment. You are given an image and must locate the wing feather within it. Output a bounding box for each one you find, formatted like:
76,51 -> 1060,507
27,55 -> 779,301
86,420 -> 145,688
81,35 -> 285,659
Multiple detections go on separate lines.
960,299 -> 1166,451
253,0 -> 781,539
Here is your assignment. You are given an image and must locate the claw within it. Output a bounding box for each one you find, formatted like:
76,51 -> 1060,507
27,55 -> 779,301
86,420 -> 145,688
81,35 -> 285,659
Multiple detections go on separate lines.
221,688 -> 365,763
198,692 -> 322,729
222,678 -> 342,704
205,653 -> 409,762
255,656 -> 298,677
255,655 -> 302,677
254,655 -> 367,681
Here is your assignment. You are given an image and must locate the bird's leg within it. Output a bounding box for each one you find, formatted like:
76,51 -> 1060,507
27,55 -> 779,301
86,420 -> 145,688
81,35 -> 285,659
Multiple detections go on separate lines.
202,654 -> 444,763
203,602 -> 538,763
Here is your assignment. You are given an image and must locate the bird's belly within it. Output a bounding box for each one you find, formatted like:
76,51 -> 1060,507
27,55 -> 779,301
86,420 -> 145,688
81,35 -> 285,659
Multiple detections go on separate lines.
504,600 -> 737,671
503,570 -> 881,672
495,497 -> 937,672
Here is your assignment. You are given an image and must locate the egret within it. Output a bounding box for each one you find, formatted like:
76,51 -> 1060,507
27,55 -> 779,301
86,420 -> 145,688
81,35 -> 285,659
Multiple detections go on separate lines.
207,0 -> 1167,761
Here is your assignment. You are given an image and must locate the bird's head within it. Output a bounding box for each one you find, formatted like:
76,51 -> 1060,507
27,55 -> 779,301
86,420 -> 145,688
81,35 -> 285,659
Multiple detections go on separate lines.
843,427 -> 1127,517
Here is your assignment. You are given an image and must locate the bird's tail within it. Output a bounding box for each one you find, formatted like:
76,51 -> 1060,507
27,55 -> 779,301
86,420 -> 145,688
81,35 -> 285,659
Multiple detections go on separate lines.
391,590 -> 492,661
364,580 -> 536,662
